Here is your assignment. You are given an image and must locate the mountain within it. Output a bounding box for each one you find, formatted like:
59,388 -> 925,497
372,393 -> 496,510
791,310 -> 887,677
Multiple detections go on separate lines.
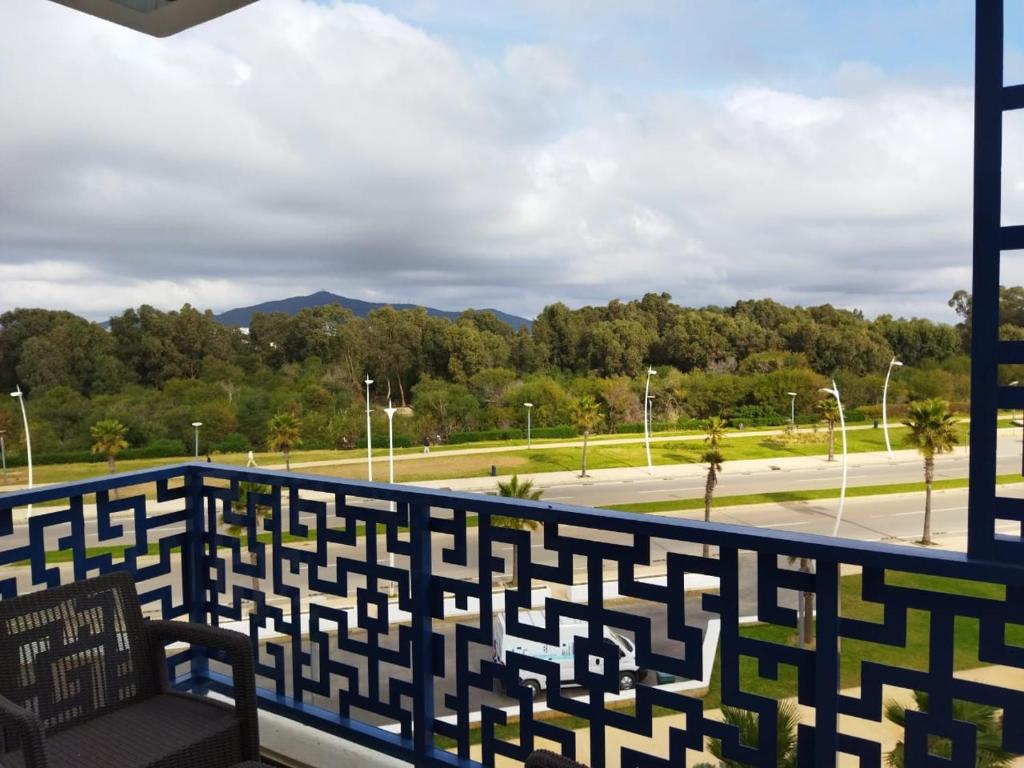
214,291 -> 533,330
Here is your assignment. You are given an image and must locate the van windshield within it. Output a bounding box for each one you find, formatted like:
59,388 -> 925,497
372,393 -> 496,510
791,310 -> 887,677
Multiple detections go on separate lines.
611,632 -> 634,654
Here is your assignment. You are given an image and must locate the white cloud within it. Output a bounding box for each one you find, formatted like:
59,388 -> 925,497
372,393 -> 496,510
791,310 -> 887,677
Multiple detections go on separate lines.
0,0 -> 1004,323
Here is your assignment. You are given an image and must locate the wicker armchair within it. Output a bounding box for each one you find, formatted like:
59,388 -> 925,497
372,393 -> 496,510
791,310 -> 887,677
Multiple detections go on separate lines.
0,571 -> 259,768
525,749 -> 590,768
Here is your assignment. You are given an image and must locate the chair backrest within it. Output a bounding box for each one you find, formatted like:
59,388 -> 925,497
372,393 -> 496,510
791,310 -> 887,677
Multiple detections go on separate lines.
0,571 -> 156,733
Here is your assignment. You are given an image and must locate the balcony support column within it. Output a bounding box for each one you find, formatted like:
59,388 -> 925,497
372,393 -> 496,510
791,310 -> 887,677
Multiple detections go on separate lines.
410,502 -> 435,763
184,464 -> 209,684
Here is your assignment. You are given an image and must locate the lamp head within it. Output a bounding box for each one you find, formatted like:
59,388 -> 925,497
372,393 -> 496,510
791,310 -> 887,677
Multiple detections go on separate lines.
365,376 -> 374,386
787,392 -> 797,397
9,387 -> 22,398
1011,381 -> 1021,387
524,402 -> 533,408
893,360 -> 904,367
647,368 -> 657,376
191,421 -> 203,428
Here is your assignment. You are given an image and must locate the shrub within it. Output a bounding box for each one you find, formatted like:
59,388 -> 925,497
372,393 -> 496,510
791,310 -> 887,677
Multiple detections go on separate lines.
213,432 -> 250,454
354,435 -> 414,450
614,421 -> 678,434
448,428 -> 523,444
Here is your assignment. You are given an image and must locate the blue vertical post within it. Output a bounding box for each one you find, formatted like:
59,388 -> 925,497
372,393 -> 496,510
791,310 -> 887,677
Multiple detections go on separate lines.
185,464 -> 209,684
968,0 -> 1004,560
813,560 -> 840,767
410,502 -> 435,763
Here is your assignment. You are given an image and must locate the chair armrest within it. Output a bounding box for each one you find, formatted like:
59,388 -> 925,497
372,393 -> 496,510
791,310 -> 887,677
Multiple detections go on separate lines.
146,620 -> 259,760
0,693 -> 47,768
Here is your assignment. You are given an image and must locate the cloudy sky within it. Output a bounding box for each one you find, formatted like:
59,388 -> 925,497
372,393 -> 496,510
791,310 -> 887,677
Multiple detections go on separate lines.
1,0 -> 1022,323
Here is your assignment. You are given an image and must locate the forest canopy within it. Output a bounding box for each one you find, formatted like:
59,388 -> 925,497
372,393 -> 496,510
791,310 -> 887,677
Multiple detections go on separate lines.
0,290 -> 994,459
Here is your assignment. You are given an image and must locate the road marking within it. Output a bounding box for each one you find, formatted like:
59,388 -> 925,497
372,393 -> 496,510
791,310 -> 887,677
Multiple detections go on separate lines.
872,506 -> 966,519
760,521 -> 811,528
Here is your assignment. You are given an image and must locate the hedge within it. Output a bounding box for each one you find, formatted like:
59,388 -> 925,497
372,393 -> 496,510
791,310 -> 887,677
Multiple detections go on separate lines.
448,428 -> 523,444
3,438 -> 188,467
614,421 -> 679,434
354,435 -> 414,450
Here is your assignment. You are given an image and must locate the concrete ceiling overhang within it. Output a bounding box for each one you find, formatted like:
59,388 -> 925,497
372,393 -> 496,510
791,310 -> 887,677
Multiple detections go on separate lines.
48,0 -> 258,37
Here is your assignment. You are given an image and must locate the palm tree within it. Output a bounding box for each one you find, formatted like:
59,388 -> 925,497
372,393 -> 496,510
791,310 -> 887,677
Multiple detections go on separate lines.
493,474 -> 542,586
570,395 -> 603,478
903,399 -> 959,545
885,691 -> 1012,767
702,417 -> 726,558
817,398 -> 840,461
267,412 -> 302,470
90,419 -> 129,474
223,481 -> 273,591
707,701 -> 800,768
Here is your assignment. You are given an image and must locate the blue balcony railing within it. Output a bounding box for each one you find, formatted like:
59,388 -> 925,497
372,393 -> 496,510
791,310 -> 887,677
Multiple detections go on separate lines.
3,463 -> 1024,767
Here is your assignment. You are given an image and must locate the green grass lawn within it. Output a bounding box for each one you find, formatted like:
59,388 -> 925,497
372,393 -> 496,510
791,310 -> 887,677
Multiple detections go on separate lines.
0,421 -> 981,489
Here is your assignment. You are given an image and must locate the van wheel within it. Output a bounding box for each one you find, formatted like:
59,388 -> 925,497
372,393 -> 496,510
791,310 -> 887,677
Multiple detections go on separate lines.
618,671 -> 637,691
521,679 -> 541,699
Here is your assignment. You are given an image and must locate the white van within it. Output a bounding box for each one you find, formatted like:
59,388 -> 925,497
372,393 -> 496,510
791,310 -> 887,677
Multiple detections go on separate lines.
493,610 -> 643,698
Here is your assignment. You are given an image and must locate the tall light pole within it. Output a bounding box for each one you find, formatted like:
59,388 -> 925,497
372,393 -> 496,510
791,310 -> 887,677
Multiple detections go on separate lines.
191,421 -> 203,458
11,387 -> 32,516
384,400 -> 398,485
643,367 -> 657,476
524,403 -> 534,448
787,392 -> 797,431
0,430 -> 6,484
819,382 -> 848,536
384,399 -> 398,593
882,357 -> 904,459
365,375 -> 374,482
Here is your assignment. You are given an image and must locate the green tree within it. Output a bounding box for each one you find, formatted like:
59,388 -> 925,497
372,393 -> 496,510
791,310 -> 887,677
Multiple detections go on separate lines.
493,474 -> 543,586
903,399 -> 959,545
702,416 -> 726,559
90,419 -> 129,473
223,481 -> 273,591
267,412 -> 302,470
570,395 -> 602,478
707,701 -> 799,768
884,691 -> 1012,768
817,397 -> 840,461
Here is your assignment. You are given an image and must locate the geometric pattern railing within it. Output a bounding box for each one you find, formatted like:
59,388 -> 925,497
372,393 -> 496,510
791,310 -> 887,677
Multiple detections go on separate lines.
3,464 -> 1024,766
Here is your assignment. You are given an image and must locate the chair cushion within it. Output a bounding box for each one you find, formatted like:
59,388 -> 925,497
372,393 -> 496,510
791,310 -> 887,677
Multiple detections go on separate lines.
0,693 -> 242,768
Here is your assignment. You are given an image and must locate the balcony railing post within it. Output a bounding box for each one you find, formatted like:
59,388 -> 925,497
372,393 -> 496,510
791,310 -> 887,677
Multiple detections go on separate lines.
184,464 -> 209,682
813,559 -> 840,767
968,0 -> 1004,559
409,501 -> 435,762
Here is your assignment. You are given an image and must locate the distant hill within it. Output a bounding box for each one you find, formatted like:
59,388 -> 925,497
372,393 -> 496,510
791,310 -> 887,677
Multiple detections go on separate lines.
214,291 -> 533,330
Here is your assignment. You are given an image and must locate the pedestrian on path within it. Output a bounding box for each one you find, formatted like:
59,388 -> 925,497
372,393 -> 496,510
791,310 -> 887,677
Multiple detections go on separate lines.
423,437 -> 430,454
246,450 -> 257,467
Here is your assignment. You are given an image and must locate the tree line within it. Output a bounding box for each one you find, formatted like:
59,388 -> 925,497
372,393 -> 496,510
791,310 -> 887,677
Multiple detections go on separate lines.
0,288 -> 1003,460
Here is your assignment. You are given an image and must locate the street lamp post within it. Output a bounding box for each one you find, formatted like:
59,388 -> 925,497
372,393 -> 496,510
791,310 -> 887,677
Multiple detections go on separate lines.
524,403 -> 534,448
365,375 -> 374,482
787,392 -> 797,431
644,367 -> 657,476
384,400 -> 398,593
191,421 -> 203,458
11,387 -> 33,516
819,382 -> 848,536
882,357 -> 904,459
